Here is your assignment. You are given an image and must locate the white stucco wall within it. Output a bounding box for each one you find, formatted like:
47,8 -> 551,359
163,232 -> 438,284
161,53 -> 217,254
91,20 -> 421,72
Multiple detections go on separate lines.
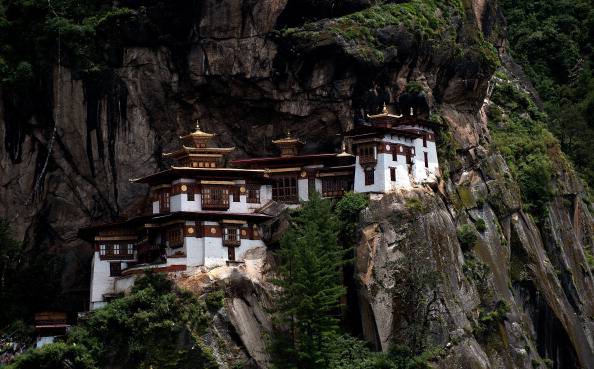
204,237 -> 227,267
89,253 -> 114,310
186,236 -> 205,266
298,178 -> 309,201
354,132 -> 439,193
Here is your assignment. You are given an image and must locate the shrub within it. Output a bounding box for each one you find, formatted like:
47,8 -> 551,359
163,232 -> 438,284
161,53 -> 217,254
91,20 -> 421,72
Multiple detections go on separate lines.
405,198 -> 425,212
457,224 -> 478,250
474,218 -> 486,232
6,342 -> 96,369
475,301 -> 510,338
205,289 -> 225,312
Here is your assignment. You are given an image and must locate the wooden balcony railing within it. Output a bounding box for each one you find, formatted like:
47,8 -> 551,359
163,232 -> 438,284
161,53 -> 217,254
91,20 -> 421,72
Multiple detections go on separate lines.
202,186 -> 230,210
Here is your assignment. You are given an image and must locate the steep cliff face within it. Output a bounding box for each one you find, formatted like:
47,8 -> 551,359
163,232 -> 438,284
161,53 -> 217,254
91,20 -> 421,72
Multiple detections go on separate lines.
1,0 -> 593,368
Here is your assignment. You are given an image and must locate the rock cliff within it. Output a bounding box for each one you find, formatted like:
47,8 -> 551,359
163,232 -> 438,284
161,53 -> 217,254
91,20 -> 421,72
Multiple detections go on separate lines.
1,0 -> 593,368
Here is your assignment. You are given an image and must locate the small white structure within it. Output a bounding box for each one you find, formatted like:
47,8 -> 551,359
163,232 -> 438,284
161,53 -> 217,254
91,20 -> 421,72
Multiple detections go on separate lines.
347,104 -> 439,193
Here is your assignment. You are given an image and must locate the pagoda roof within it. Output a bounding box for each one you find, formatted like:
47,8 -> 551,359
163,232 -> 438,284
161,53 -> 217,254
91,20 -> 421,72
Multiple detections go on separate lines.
130,167 -> 269,184
180,122 -> 215,140
163,146 -> 235,159
78,210 -> 273,242
271,132 -> 304,146
231,152 -> 353,168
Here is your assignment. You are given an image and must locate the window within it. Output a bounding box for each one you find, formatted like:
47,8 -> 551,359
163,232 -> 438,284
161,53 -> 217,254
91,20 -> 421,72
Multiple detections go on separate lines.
223,226 -> 241,246
423,137 -> 427,147
364,169 -> 375,185
358,144 -> 376,164
100,244 -> 106,256
187,191 -> 195,201
246,184 -> 260,204
160,192 -> 170,211
424,152 -> 429,168
110,262 -> 122,277
166,227 -> 184,248
392,151 -> 398,161
272,177 -> 298,203
113,244 -> 120,255
232,187 -> 241,202
390,167 -> 396,182
321,177 -> 352,197
127,244 -> 134,255
202,186 -> 230,209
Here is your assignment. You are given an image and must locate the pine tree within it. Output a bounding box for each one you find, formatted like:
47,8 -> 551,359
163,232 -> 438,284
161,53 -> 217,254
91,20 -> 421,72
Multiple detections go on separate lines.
272,193 -> 347,369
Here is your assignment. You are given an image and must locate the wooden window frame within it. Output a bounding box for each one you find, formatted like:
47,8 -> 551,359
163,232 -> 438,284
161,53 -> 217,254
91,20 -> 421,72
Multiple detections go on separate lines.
201,186 -> 230,210
100,244 -> 106,256
272,176 -> 299,204
321,177 -> 352,197
187,191 -> 195,201
223,226 -> 241,247
424,152 -> 429,168
358,144 -> 376,164
166,227 -> 184,249
110,262 -> 122,277
423,137 -> 427,148
232,187 -> 241,202
364,168 -> 375,186
113,244 -> 120,255
160,192 -> 170,212
246,184 -> 260,204
127,244 -> 134,255
390,167 -> 396,182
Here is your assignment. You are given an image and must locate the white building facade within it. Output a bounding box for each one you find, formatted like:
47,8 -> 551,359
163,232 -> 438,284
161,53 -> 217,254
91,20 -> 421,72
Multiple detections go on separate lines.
82,109 -> 441,310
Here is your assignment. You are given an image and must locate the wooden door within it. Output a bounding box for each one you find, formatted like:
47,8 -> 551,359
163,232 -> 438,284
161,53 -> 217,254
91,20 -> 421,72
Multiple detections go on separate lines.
228,246 -> 236,261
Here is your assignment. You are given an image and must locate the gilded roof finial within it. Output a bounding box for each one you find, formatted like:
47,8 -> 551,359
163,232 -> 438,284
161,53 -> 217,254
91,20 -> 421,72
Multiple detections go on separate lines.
195,119 -> 201,132
382,102 -> 388,114
410,107 -> 414,116
286,130 -> 292,138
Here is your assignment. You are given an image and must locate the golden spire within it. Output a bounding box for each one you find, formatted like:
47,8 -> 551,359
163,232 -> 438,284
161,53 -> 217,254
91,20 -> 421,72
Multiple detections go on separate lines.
337,139 -> 353,157
382,102 -> 388,114
195,119 -> 201,131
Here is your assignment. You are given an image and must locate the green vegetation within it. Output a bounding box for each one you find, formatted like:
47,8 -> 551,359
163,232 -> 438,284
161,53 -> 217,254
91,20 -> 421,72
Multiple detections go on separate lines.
488,78 -> 557,217
205,289 -> 225,312
457,224 -> 478,250
335,192 -> 369,247
282,0 -> 499,67
500,0 -> 594,191
0,1 -> 134,90
6,342 -> 96,369
584,249 -> 594,272
475,301 -> 510,339
270,194 -> 439,368
271,193 -> 347,368
7,272 -> 217,369
474,218 -> 486,233
405,197 -> 425,213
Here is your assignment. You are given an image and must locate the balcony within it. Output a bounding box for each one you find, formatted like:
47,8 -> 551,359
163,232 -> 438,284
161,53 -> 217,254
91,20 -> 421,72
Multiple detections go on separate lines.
201,187 -> 230,210
359,155 -> 377,165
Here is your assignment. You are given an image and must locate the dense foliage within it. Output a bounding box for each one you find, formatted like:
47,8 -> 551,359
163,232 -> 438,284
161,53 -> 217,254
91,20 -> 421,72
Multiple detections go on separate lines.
501,0 -> 594,190
488,76 -> 559,217
7,273 -> 218,369
270,193 -> 437,369
281,0 -> 498,68
271,193 -> 347,368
